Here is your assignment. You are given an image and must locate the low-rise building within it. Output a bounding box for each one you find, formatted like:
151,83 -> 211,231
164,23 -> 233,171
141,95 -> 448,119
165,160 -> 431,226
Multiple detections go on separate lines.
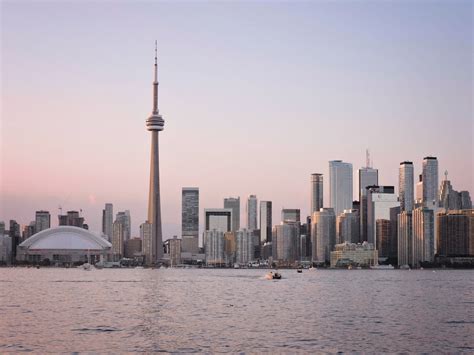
330,242 -> 377,268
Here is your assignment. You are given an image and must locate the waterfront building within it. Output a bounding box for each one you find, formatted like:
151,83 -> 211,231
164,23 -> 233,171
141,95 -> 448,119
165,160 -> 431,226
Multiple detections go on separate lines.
140,221 -> 153,265
281,209 -> 300,224
359,167 -> 378,242
204,229 -> 225,266
35,211 -> 51,234
235,229 -> 254,265
337,209 -> 359,244
16,226 -> 111,265
398,211 -> 413,267
329,160 -> 353,217
9,220 -> 21,264
376,219 -> 391,258
330,242 -> 377,268
399,162 -> 414,212
389,206 -> 401,259
182,188 -> 199,253
310,173 -> 324,214
273,223 -> 299,265
246,195 -> 258,231
436,209 -> 474,256
412,207 -> 434,266
0,234 -> 11,264
422,157 -> 439,207
146,42 -> 166,264
224,232 -> 236,265
311,208 -> 336,264
224,197 -> 240,232
367,186 -> 400,249
115,211 -> 131,242
101,203 -> 113,241
164,236 -> 181,266
260,201 -> 272,243
112,220 -> 125,260
124,238 -> 143,259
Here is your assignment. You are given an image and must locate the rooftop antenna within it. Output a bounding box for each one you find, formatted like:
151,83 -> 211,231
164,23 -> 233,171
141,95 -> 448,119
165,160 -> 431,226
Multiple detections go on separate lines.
444,170 -> 448,181
366,149 -> 371,168
58,205 -> 63,215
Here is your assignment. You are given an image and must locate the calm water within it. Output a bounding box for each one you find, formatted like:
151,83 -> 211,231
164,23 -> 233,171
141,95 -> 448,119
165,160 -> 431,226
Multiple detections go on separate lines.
0,268 -> 473,353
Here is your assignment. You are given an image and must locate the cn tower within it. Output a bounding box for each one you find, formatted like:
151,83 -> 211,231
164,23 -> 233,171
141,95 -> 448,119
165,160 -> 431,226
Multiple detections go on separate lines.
146,41 -> 164,264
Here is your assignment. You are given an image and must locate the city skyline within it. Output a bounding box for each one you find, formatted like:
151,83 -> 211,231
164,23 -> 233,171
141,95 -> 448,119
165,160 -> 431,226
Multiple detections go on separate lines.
1,1 -> 473,238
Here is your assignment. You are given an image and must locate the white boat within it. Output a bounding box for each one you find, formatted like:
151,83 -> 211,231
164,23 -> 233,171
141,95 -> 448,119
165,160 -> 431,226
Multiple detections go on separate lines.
82,262 -> 92,271
233,264 -> 240,269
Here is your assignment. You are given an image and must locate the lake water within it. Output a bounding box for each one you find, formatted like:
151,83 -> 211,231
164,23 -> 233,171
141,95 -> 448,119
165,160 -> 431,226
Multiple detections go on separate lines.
0,268 -> 473,353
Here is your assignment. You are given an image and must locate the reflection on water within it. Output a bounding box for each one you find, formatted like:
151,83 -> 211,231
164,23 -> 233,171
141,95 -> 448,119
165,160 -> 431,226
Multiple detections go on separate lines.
0,268 -> 473,352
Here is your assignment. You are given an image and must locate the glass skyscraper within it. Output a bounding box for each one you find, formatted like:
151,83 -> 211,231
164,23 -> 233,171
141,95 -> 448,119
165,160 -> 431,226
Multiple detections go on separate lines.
329,160 -> 353,217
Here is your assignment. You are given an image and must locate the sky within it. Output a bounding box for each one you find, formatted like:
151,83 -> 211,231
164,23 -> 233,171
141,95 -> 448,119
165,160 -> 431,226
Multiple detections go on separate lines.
1,0 -> 472,239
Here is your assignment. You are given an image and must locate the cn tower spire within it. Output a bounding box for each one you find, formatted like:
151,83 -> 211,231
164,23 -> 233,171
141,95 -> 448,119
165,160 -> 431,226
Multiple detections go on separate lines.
153,40 -> 159,115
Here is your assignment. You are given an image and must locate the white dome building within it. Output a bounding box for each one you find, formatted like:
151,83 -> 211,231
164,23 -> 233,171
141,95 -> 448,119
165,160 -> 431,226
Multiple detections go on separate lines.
17,226 -> 112,265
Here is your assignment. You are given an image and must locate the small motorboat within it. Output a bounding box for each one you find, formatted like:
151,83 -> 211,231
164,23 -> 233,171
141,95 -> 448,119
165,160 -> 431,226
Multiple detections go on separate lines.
265,271 -> 282,280
297,268 -> 303,273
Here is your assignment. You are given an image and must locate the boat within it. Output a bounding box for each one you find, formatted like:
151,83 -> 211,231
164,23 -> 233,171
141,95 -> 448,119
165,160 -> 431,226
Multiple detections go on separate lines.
234,263 -> 240,269
297,268 -> 303,273
308,266 -> 317,271
348,265 -> 353,270
265,271 -> 282,280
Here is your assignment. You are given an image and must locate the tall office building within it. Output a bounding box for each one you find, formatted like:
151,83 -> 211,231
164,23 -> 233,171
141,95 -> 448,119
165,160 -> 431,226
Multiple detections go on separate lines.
224,197 -> 240,232
102,203 -> 113,241
398,211 -> 412,267
310,173 -> 324,214
58,211 -> 85,228
273,223 -> 299,264
9,220 -> 20,264
35,211 -> 50,234
337,209 -> 359,244
416,174 -> 423,204
116,211 -> 131,241
204,230 -> 225,266
399,162 -> 414,212
436,209 -> 474,257
422,156 -> 439,207
235,229 -> 254,264
260,201 -> 272,243
246,195 -> 258,231
112,220 -> 125,260
140,222 -> 153,263
376,219 -> 391,258
329,160 -> 353,217
367,186 -> 400,248
311,208 -> 336,264
389,206 -> 401,259
281,209 -> 300,224
204,209 -> 232,233
182,188 -> 199,253
358,167 -> 378,242
146,42 -> 165,264
412,207 -> 434,266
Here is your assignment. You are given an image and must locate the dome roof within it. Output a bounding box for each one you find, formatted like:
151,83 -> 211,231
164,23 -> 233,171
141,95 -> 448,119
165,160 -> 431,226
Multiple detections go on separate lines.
19,226 -> 112,250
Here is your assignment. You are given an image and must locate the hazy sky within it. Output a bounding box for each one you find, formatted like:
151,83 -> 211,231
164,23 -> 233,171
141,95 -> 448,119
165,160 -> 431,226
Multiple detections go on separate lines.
1,0 -> 472,239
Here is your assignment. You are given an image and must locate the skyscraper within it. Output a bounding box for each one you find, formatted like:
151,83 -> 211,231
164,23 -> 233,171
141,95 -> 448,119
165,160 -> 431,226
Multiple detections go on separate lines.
399,161 -> 414,212
337,209 -> 359,244
224,197 -> 240,232
311,208 -> 336,264
35,210 -> 51,233
246,195 -> 258,231
358,167 -> 378,242
102,203 -> 113,241
422,156 -> 439,207
116,211 -> 131,241
146,42 -> 165,264
273,223 -> 299,265
412,207 -> 434,266
140,221 -> 153,263
329,160 -> 353,217
112,220 -> 125,261
310,173 -> 324,214
182,188 -> 199,253
398,211 -> 412,267
366,186 -> 400,248
260,201 -> 272,243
